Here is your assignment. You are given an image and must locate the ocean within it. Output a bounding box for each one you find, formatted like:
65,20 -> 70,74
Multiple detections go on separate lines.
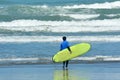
0,0 -> 120,66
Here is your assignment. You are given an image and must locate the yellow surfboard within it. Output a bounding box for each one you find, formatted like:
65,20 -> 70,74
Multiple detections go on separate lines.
53,43 -> 91,62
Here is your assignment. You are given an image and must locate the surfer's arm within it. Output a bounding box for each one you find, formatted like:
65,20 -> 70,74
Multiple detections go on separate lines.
67,47 -> 72,53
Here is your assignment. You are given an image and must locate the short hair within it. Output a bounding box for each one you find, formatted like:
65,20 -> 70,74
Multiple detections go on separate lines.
62,36 -> 66,41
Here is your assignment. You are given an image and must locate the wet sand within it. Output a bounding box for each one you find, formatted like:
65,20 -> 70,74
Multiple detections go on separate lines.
0,63 -> 120,80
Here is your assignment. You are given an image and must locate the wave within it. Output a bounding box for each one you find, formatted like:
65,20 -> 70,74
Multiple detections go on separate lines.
63,1 -> 120,9
0,19 -> 120,32
0,57 -> 52,65
0,1 -> 120,21
73,56 -> 120,63
0,0 -> 88,5
93,14 -> 120,20
0,5 -> 101,21
0,35 -> 120,42
59,14 -> 99,19
0,56 -> 120,66
105,14 -> 120,17
0,5 -> 73,21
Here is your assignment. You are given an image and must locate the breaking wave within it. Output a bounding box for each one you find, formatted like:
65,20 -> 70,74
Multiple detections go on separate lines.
0,1 -> 120,21
0,56 -> 120,66
63,1 -> 120,9
0,19 -> 120,33
0,35 -> 120,42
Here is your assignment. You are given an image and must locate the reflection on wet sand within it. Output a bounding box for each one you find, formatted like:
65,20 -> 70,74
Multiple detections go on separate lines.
54,69 -> 89,80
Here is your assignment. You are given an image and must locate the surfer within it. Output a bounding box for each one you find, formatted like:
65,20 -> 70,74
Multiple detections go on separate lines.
60,36 -> 72,69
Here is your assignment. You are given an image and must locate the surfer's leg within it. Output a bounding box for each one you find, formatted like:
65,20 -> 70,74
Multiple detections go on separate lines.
66,60 -> 69,68
63,61 -> 65,69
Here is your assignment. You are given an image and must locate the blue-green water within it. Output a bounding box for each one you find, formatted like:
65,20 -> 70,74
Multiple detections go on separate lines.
0,0 -> 120,65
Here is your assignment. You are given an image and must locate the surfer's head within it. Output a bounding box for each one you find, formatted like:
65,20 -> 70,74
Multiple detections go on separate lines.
62,36 -> 66,41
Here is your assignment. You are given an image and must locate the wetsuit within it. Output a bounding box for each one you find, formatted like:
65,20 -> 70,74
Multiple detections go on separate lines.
60,40 -> 70,69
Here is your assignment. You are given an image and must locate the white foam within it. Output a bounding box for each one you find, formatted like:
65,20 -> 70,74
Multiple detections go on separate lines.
59,14 -> 99,19
32,5 -> 48,9
63,1 -> 120,9
0,19 -> 120,32
106,14 -> 120,17
0,58 -> 39,61
74,56 -> 120,61
0,35 -> 120,42
104,57 -> 120,61
23,1 -> 120,10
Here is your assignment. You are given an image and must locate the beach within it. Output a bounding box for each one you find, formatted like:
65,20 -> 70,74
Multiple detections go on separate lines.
0,0 -> 120,80
0,63 -> 120,80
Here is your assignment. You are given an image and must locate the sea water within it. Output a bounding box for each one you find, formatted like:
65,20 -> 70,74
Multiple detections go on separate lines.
0,0 -> 120,65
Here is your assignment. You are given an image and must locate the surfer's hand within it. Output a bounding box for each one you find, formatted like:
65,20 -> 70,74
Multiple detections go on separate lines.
67,47 -> 72,54
70,51 -> 72,54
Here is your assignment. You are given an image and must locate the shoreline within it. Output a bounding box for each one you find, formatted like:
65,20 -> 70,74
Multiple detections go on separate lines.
0,63 -> 120,80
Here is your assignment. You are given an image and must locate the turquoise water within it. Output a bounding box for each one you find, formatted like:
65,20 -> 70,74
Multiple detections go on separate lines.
0,0 -> 120,65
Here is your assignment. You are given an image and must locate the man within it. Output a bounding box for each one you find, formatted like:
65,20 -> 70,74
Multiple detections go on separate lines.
60,36 -> 72,69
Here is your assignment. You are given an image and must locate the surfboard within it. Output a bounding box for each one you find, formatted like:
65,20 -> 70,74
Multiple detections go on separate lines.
52,43 -> 91,62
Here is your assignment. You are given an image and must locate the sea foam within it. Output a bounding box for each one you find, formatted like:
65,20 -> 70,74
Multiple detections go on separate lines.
0,35 -> 120,42
0,19 -> 120,32
63,1 -> 120,9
